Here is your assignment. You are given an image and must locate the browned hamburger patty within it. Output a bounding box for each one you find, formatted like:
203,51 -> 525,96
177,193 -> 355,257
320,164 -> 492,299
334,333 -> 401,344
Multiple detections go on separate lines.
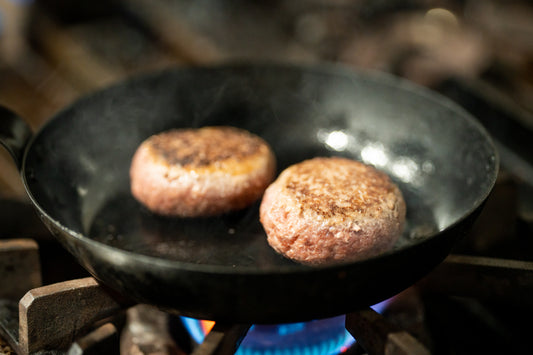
259,157 -> 406,265
130,126 -> 276,217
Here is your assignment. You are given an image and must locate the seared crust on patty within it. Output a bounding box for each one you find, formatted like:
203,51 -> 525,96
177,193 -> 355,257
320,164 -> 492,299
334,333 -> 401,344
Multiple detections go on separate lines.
130,126 -> 276,217
259,157 -> 405,265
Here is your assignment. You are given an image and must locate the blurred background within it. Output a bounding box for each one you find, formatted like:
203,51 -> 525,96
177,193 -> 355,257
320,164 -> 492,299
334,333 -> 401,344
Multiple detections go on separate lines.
1,0 -> 532,201
1,2 -> 533,354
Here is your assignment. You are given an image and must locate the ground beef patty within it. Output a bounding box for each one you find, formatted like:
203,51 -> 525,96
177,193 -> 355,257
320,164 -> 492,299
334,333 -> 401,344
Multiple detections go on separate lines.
260,157 -> 406,265
130,126 -> 276,217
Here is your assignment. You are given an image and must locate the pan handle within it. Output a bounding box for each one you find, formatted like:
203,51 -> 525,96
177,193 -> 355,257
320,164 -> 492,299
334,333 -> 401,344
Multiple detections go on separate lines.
0,105 -> 33,171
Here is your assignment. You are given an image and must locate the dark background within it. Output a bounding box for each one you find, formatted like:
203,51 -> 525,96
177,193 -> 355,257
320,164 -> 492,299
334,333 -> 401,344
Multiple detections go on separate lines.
1,0 -> 532,200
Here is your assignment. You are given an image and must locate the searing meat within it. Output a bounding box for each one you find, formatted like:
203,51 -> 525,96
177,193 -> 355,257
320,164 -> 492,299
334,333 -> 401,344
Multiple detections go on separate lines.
260,157 -> 405,265
130,126 -> 276,217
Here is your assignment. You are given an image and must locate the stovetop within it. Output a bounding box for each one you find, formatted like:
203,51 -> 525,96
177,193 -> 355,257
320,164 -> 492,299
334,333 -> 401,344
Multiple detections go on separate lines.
1,1 -> 533,354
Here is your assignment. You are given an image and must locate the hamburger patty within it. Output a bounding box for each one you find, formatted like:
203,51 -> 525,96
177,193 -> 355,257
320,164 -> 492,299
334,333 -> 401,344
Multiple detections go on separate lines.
130,126 -> 276,217
259,157 -> 406,265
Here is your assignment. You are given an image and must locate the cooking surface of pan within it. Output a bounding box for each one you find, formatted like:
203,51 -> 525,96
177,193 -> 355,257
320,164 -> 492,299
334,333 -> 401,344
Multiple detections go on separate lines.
2,63 -> 498,322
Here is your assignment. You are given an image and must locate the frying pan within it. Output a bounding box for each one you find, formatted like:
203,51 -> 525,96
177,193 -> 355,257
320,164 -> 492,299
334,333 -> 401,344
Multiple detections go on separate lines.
0,63 -> 498,324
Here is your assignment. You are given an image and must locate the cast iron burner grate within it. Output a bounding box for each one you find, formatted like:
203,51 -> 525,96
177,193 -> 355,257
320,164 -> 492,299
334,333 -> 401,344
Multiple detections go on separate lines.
0,237 -> 432,355
1,237 -> 532,355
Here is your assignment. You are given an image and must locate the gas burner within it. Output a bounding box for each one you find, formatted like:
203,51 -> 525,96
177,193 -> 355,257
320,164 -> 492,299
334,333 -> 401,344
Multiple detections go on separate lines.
2,236 -> 533,354
181,315 -> 356,355
1,1 -> 533,354
0,237 -> 432,354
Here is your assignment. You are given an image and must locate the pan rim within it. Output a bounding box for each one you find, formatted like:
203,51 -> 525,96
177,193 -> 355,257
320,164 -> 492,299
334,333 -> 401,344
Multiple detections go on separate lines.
20,61 -> 500,275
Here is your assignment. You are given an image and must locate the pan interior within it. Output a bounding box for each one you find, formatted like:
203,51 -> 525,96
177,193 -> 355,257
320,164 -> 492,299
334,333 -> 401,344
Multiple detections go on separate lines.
23,64 -> 497,270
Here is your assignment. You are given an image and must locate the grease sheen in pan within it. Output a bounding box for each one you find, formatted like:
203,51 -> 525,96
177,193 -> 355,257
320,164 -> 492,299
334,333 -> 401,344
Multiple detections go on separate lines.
14,63 -> 497,322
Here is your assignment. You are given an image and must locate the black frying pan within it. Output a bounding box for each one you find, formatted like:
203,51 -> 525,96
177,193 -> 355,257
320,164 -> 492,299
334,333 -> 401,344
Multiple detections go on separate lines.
0,63 -> 498,324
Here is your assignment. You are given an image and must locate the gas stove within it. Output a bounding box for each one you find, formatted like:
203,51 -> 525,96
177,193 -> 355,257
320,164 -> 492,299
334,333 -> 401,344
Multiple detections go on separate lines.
1,1 -> 533,354
1,193 -> 532,355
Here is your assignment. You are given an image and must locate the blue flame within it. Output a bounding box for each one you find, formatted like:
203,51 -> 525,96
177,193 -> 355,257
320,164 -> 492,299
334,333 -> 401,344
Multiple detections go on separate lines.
181,317 -> 208,344
181,301 -> 390,354
234,317 -> 354,355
